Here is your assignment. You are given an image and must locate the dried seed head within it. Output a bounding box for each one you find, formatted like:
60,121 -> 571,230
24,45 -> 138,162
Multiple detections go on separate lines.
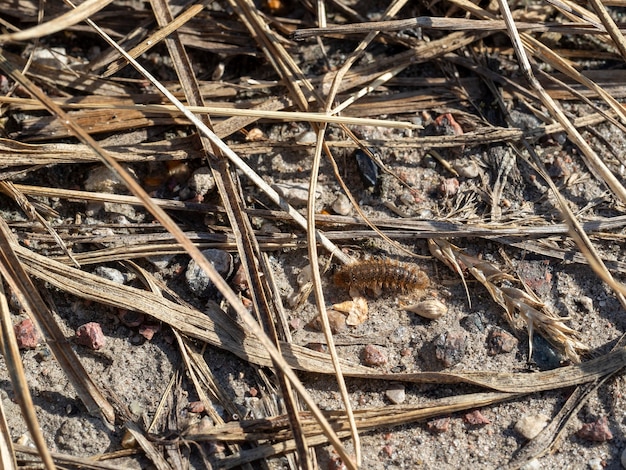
403,299 -> 447,319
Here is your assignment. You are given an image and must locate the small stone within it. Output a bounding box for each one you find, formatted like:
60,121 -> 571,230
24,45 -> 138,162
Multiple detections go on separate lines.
588,457 -> 603,470
487,328 -> 519,355
118,310 -> 145,328
248,387 -> 258,397
460,312 -> 486,333
464,410 -> 490,426
434,113 -> 463,135
296,130 -> 317,144
519,459 -> 542,470
333,297 -> 368,326
14,318 -> 40,349
308,310 -> 347,334
621,447 -> 626,469
433,330 -> 467,368
185,249 -> 233,297
306,343 -> 327,353
577,416 -> 613,442
33,47 -> 68,67
93,266 -> 126,284
246,128 -> 265,141
297,265 -> 313,286
273,182 -> 322,207
514,414 -> 550,439
138,323 -> 160,341
121,429 -> 137,449
532,335 -> 564,370
453,159 -> 480,178
385,384 -> 406,404
84,165 -> 136,193
146,254 -> 176,270
188,167 -> 215,199
75,322 -> 106,350
439,178 -> 459,197
362,344 -> 387,366
188,401 -> 205,413
427,417 -> 450,434
332,194 -> 352,215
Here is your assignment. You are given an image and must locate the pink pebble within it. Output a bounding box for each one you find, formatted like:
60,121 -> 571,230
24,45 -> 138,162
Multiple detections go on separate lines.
76,322 -> 106,350
14,318 -> 39,349
138,323 -> 160,341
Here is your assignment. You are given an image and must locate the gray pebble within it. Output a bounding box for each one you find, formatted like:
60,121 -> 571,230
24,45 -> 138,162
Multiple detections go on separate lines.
273,182 -> 321,207
296,130 -> 317,143
453,159 -> 480,178
532,335 -> 564,369
621,447 -> 626,468
514,413 -> 549,439
185,249 -> 233,297
93,266 -> 126,284
331,194 -> 351,215
461,312 -> 486,333
433,330 -> 467,367
147,254 -> 176,270
84,165 -> 136,193
189,167 -> 215,197
385,384 -> 406,404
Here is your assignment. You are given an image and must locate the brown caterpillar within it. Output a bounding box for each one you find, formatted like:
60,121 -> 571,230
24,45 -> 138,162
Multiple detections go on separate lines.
333,259 -> 429,295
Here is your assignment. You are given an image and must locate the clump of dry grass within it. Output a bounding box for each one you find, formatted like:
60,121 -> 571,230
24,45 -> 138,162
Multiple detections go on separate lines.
429,238 -> 589,363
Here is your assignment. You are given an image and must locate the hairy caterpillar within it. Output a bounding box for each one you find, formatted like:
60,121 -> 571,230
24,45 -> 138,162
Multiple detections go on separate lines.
333,259 -> 429,295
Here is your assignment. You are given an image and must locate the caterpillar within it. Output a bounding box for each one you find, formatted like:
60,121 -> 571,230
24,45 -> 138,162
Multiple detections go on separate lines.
333,259 -> 429,295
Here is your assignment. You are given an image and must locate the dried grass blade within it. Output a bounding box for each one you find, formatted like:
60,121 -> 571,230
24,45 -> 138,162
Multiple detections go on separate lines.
0,181 -> 79,267
13,443 -> 136,469
150,0 -> 311,464
13,239 -> 626,393
125,421 -> 172,470
587,0 -> 626,59
292,17 -> 590,39
0,394 -> 17,470
103,4 -> 204,77
1,34 -> 348,466
0,0 -> 114,42
0,250 -> 55,470
0,218 -> 115,425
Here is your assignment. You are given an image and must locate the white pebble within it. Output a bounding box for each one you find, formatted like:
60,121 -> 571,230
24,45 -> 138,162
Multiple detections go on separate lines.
296,130 -> 317,144
519,459 -> 541,470
514,414 -> 550,440
33,47 -> 68,67
588,457 -> 602,470
331,194 -> 352,215
385,384 -> 406,404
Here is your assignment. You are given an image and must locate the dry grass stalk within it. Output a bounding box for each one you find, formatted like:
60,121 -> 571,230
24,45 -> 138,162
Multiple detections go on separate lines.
429,238 -> 588,362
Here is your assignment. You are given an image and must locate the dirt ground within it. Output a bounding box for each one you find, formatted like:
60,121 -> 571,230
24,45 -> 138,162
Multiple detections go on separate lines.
1,0 -> 626,469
